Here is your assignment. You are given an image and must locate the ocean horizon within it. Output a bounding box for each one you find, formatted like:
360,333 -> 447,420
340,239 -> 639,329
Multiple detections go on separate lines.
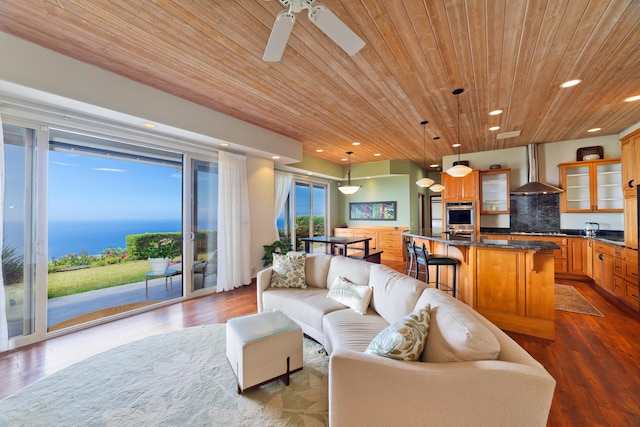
47,219 -> 182,259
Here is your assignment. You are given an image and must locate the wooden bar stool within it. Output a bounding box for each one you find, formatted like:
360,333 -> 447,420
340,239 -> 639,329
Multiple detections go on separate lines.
412,242 -> 461,298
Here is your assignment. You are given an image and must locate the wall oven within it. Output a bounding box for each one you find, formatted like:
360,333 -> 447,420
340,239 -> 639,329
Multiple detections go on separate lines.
444,202 -> 476,236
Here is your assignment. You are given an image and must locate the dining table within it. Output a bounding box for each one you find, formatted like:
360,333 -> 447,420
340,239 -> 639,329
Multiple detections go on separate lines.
300,235 -> 381,263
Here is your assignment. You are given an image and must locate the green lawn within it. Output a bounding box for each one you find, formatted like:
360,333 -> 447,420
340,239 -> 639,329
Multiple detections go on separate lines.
47,260 -> 151,298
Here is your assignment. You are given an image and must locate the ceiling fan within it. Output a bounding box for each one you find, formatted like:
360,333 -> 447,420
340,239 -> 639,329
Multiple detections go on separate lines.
263,0 -> 366,62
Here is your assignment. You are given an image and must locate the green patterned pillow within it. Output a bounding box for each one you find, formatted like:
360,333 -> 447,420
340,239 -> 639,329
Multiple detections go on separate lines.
270,252 -> 307,288
326,276 -> 372,315
365,305 -> 431,361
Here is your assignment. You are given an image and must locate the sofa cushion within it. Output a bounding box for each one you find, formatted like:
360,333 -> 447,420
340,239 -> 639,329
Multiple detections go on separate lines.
270,252 -> 307,288
326,256 -> 372,290
327,276 -> 372,315
262,288 -> 346,336
365,305 -> 431,361
368,264 -> 428,324
322,308 -> 390,354
304,254 -> 333,289
415,288 -> 501,362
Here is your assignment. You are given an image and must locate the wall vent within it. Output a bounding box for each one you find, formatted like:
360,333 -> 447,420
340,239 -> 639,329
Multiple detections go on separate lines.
496,130 -> 521,139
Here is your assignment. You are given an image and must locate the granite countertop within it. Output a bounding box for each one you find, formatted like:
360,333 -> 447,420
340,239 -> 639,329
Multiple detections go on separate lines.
403,230 -> 560,251
478,229 -> 628,248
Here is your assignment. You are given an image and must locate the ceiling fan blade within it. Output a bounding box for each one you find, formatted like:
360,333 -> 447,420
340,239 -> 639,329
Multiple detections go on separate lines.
308,4 -> 365,56
263,10 -> 296,62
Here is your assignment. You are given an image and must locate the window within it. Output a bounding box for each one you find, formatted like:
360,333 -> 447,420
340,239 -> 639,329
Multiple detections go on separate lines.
277,178 -> 328,251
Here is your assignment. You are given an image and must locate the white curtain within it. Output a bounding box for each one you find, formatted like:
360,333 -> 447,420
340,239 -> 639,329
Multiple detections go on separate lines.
216,151 -> 251,292
0,113 -> 8,351
273,172 -> 293,241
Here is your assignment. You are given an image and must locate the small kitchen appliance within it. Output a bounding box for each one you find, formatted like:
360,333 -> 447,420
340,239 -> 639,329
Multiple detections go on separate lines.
585,222 -> 600,237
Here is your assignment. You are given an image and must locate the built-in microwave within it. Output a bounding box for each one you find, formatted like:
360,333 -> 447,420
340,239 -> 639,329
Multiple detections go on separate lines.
444,202 -> 476,236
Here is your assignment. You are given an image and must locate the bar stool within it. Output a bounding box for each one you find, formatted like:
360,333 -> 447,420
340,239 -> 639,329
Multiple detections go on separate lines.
403,236 -> 416,276
412,242 -> 461,298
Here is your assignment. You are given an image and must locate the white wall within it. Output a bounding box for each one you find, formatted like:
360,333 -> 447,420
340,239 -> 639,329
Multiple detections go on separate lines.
247,157 -> 275,276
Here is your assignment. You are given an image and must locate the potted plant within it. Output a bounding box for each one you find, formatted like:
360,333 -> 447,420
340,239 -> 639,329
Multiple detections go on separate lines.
145,238 -> 180,274
262,238 -> 293,267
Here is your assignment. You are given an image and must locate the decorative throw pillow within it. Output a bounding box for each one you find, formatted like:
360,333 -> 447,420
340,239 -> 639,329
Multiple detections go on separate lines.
269,252 -> 307,288
326,276 -> 373,315
365,305 -> 431,361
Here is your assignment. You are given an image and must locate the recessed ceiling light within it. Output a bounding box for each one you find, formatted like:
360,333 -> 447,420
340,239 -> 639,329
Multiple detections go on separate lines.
272,155 -> 280,159
489,126 -> 500,131
587,128 -> 601,133
452,143 -> 461,148
624,95 -> 640,102
430,162 -> 439,168
373,153 -> 381,157
560,79 -> 582,88
316,149 -> 324,152
141,122 -> 157,128
220,142 -> 230,147
341,158 -> 347,161
489,110 -> 503,116
307,172 -> 313,175
352,142 -> 360,146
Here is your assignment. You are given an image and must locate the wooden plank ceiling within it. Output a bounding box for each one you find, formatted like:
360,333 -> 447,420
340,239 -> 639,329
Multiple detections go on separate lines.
1,0 -> 639,168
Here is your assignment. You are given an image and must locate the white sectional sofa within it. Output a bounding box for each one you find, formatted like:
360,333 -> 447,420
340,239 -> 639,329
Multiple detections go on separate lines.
256,253 -> 556,427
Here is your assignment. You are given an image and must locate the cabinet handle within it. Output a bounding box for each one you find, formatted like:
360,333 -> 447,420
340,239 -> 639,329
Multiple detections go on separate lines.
598,253 -> 604,261
628,179 -> 635,189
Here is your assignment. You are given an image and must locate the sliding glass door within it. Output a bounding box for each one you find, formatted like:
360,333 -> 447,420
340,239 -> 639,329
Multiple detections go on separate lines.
190,158 -> 218,292
46,130 -> 184,331
2,124 -> 36,340
291,181 -> 327,251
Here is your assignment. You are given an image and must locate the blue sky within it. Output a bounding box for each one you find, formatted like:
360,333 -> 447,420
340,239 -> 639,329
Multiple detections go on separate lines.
48,151 -> 183,221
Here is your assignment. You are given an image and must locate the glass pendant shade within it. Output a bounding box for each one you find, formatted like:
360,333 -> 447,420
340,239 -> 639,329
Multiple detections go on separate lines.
338,184 -> 361,195
446,163 -> 473,177
430,183 -> 445,192
339,151 -> 362,195
416,177 -> 435,187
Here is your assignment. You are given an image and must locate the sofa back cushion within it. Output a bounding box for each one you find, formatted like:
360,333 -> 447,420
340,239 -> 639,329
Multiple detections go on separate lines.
414,288 -> 501,362
304,254 -> 333,288
368,264 -> 427,324
326,256 -> 372,289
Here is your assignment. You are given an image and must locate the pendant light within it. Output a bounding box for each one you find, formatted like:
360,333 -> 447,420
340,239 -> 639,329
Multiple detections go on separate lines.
416,120 -> 434,187
429,136 -> 445,192
446,88 -> 473,177
338,151 -> 362,195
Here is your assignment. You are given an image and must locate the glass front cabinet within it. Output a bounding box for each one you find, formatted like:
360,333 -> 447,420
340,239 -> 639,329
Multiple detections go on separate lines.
480,169 -> 510,214
558,159 -> 623,212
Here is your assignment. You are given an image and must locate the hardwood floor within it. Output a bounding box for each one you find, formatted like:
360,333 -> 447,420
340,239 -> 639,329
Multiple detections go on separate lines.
1,261 -> 639,426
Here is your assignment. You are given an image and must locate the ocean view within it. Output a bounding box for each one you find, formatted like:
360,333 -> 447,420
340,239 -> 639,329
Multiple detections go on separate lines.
48,219 -> 182,259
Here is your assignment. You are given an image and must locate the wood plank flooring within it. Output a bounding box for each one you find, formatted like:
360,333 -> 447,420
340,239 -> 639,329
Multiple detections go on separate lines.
1,261 -> 639,426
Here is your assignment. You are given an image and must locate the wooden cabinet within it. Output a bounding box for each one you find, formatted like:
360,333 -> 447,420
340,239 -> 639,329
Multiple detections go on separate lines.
558,159 -> 623,212
592,241 -> 614,292
510,235 -> 568,274
589,239 -> 638,309
480,169 -> 510,214
620,128 -> 640,197
441,170 -> 479,202
624,197 -> 638,249
333,226 -> 407,261
567,238 -> 587,276
624,248 -> 639,308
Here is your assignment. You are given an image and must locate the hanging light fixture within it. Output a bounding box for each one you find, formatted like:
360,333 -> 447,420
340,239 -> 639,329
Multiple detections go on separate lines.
416,120 -> 434,188
446,88 -> 473,177
429,136 -> 445,192
338,151 -> 362,195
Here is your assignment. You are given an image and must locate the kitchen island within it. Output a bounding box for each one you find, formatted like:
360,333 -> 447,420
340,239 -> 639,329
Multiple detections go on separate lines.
404,230 -> 560,339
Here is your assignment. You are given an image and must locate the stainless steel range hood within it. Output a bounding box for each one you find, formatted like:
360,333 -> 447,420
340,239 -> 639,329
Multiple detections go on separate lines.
511,144 -> 563,195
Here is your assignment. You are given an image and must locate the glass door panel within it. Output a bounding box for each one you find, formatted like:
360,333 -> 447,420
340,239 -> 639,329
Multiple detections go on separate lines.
46,131 -> 183,332
2,124 -> 36,340
292,181 -> 327,252
191,159 -> 218,292
312,185 -> 326,238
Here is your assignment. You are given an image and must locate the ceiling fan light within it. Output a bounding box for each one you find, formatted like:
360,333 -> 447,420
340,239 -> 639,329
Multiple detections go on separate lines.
338,184 -> 362,195
416,177 -> 434,187
430,183 -> 445,192
446,164 -> 473,177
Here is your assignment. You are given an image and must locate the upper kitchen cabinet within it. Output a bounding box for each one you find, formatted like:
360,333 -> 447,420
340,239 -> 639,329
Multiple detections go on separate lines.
480,169 -> 510,214
620,128 -> 640,198
441,170 -> 479,202
558,159 -> 623,213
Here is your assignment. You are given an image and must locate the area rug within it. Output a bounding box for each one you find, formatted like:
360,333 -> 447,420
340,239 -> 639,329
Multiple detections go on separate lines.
48,301 -> 162,332
0,324 -> 329,426
555,284 -> 604,317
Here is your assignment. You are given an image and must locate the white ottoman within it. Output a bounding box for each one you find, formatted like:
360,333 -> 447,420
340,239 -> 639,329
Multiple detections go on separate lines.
226,309 -> 303,393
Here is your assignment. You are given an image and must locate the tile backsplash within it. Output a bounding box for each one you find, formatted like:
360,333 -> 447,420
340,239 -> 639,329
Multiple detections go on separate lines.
510,194 -> 560,232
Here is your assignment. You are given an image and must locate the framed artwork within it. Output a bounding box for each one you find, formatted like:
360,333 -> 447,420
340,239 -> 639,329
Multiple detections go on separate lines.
349,201 -> 397,220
